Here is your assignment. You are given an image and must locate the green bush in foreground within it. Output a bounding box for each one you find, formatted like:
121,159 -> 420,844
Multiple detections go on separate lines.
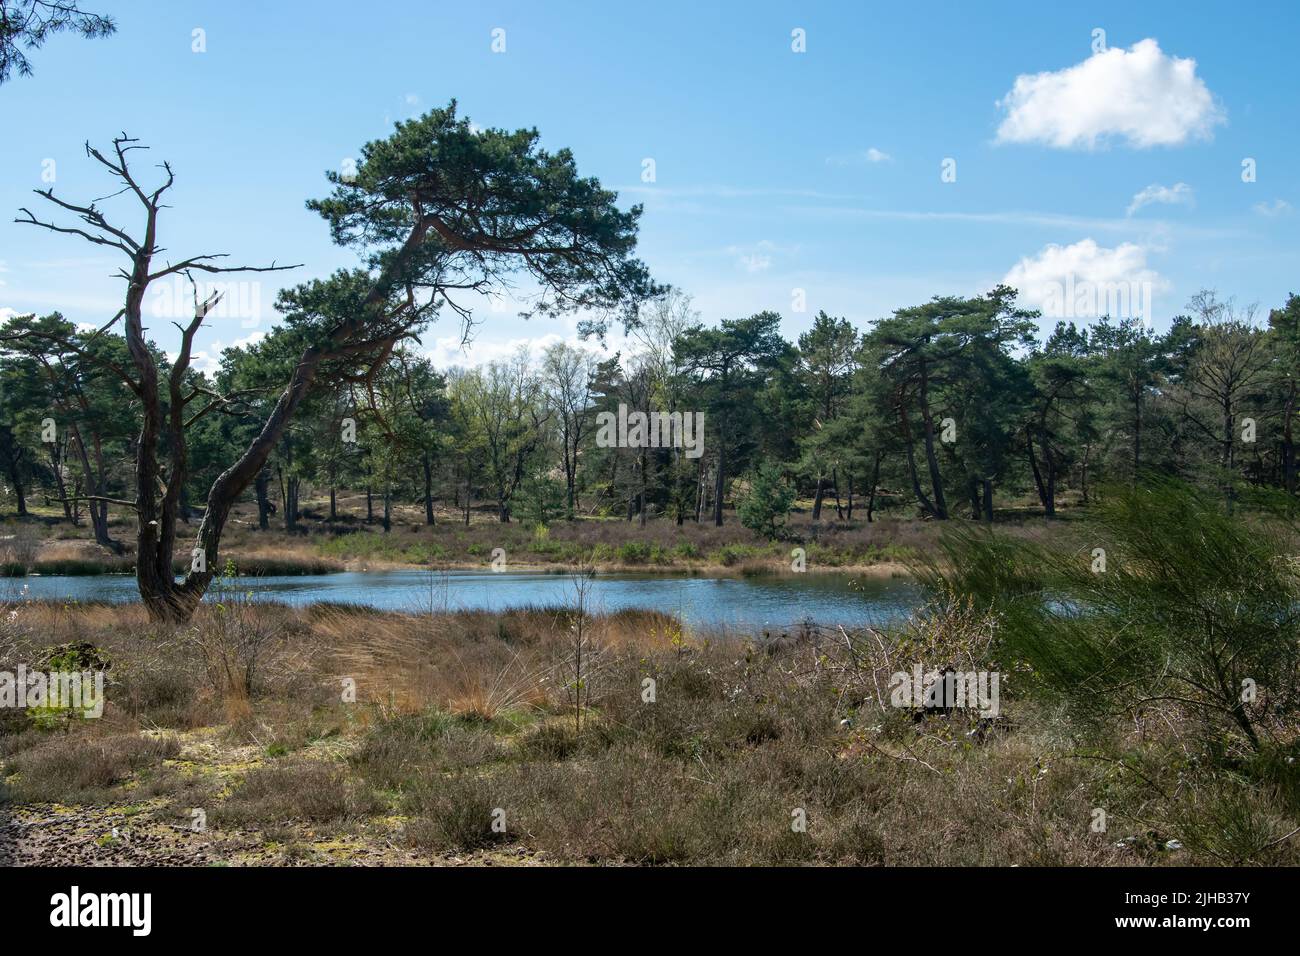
920,479 -> 1300,758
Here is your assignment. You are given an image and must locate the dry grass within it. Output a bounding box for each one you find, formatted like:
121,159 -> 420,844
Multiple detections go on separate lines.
320,604 -> 679,723
2,598 -> 1296,866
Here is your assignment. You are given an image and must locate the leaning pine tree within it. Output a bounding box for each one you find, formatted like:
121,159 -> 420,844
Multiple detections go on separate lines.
11,102 -> 656,621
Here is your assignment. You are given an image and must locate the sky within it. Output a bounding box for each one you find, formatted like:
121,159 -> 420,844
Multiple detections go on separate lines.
1,0 -> 1297,373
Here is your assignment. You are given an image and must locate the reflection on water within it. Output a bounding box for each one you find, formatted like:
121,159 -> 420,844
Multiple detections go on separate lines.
5,570 -> 921,631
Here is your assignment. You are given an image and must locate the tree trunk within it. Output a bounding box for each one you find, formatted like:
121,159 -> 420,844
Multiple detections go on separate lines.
48,445 -> 73,523
563,422 -> 577,519
866,452 -> 880,523
982,478 -> 993,524
638,447 -> 648,528
255,465 -> 272,530
8,461 -> 26,516
899,404 -> 937,519
1132,389 -> 1142,477
917,359 -> 948,519
1028,437 -> 1054,517
329,486 -> 337,521
68,425 -> 119,552
1223,399 -> 1236,514
920,418 -> 947,519
1045,453 -> 1056,518
812,475 -> 825,520
712,444 -> 725,527
422,451 -> 435,525
280,470 -> 299,532
695,459 -> 705,523
1080,446 -> 1091,505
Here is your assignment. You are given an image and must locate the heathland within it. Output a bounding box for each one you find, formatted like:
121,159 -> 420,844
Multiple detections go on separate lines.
3,483 -> 1297,866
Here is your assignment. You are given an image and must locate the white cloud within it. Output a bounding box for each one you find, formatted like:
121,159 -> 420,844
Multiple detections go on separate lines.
1253,198 -> 1293,217
421,330 -> 623,370
826,147 -> 892,166
182,330 -> 267,376
1127,182 -> 1193,216
1003,239 -> 1168,322
728,239 -> 778,274
996,39 -> 1224,149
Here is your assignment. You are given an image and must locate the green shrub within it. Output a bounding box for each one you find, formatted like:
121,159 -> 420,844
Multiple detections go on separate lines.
403,773 -> 505,851
921,480 -> 1300,755
737,464 -> 795,540
617,540 -> 652,564
514,474 -> 568,526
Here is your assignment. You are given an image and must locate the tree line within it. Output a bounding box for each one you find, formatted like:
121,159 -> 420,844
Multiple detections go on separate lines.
5,284 -> 1298,540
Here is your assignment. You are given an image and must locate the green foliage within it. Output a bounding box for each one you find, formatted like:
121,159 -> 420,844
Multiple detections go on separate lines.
737,464 -> 795,540
513,474 -> 568,528
922,480 -> 1300,754
0,1 -> 116,84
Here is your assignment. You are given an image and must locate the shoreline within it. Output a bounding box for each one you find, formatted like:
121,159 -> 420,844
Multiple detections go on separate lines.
2,557 -> 915,579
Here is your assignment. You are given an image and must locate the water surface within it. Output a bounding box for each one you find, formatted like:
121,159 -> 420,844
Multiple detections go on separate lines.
6,569 -> 921,632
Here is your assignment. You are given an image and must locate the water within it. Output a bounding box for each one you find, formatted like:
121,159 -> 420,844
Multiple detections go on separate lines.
4,570 -> 921,632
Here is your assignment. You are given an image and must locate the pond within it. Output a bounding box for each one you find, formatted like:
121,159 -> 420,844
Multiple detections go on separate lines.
3,570 -> 922,632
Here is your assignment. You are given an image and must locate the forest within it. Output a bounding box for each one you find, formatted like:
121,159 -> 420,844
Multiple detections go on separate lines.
4,277 -> 1298,545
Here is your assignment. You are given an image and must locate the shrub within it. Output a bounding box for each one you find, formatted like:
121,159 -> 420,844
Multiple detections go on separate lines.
2,733 -> 180,803
514,474 -> 569,526
617,540 -> 652,564
403,773 -> 505,851
518,721 -> 580,760
921,480 -> 1300,756
351,710 -> 503,789
188,595 -> 278,704
215,760 -> 378,826
737,464 -> 795,541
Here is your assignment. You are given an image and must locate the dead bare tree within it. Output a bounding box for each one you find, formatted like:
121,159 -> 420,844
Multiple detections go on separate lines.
10,134 -> 299,621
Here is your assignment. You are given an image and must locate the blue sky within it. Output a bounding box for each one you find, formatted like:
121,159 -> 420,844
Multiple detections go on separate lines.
1,0 -> 1297,371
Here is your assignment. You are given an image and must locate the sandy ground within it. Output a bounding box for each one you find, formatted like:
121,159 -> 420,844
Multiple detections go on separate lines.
0,727 -> 551,867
